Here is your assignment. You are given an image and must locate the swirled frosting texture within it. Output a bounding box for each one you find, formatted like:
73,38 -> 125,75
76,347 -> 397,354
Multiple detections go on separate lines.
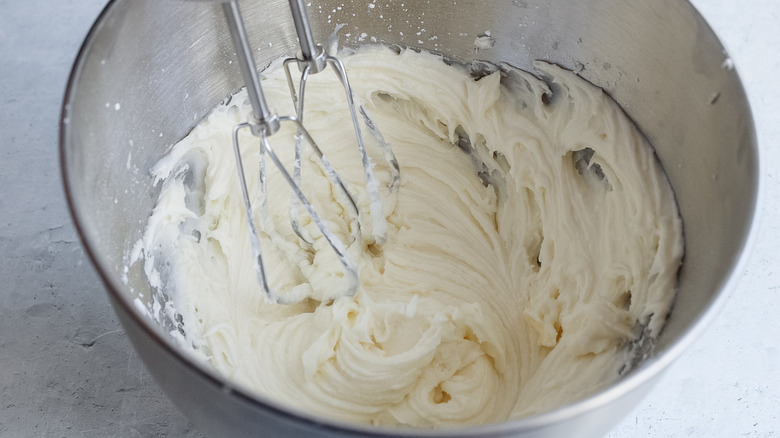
137,47 -> 683,426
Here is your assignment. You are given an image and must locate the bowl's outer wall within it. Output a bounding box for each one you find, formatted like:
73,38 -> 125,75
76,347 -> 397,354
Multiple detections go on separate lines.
62,0 -> 758,436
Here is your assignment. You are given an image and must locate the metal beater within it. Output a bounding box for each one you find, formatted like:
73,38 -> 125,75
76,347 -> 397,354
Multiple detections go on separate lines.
220,0 -> 399,304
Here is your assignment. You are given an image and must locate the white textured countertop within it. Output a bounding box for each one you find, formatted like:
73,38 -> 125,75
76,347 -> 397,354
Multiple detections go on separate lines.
0,0 -> 777,436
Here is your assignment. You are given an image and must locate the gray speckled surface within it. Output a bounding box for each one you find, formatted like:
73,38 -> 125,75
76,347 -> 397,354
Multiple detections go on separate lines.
0,1 -> 199,436
0,0 -> 777,437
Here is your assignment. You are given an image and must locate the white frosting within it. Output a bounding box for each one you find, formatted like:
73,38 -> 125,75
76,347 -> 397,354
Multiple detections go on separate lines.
136,47 -> 683,427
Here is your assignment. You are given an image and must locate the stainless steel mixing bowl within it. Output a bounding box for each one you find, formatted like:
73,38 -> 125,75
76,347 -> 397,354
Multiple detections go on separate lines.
60,0 -> 759,436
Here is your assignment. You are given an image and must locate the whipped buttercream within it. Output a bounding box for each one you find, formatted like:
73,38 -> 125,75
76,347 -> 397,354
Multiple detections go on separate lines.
136,47 -> 683,426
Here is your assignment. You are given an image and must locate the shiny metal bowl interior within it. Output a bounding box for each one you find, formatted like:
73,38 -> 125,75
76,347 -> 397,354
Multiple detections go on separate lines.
61,0 -> 759,436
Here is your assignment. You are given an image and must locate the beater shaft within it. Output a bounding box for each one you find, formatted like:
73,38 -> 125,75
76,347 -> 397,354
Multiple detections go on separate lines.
288,0 -> 324,72
221,1 -> 279,136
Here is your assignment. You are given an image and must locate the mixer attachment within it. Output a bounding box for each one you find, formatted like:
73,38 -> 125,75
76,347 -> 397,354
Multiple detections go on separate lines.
282,0 -> 400,247
221,1 -> 368,304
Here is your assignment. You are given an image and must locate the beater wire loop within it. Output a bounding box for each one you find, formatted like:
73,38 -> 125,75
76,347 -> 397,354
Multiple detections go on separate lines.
221,0 -> 399,303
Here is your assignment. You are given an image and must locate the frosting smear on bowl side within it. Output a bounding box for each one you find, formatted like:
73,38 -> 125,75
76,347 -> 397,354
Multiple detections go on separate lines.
135,47 -> 684,427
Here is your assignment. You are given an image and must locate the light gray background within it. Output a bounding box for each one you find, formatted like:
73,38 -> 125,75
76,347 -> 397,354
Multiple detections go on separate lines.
1,0 -> 777,436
